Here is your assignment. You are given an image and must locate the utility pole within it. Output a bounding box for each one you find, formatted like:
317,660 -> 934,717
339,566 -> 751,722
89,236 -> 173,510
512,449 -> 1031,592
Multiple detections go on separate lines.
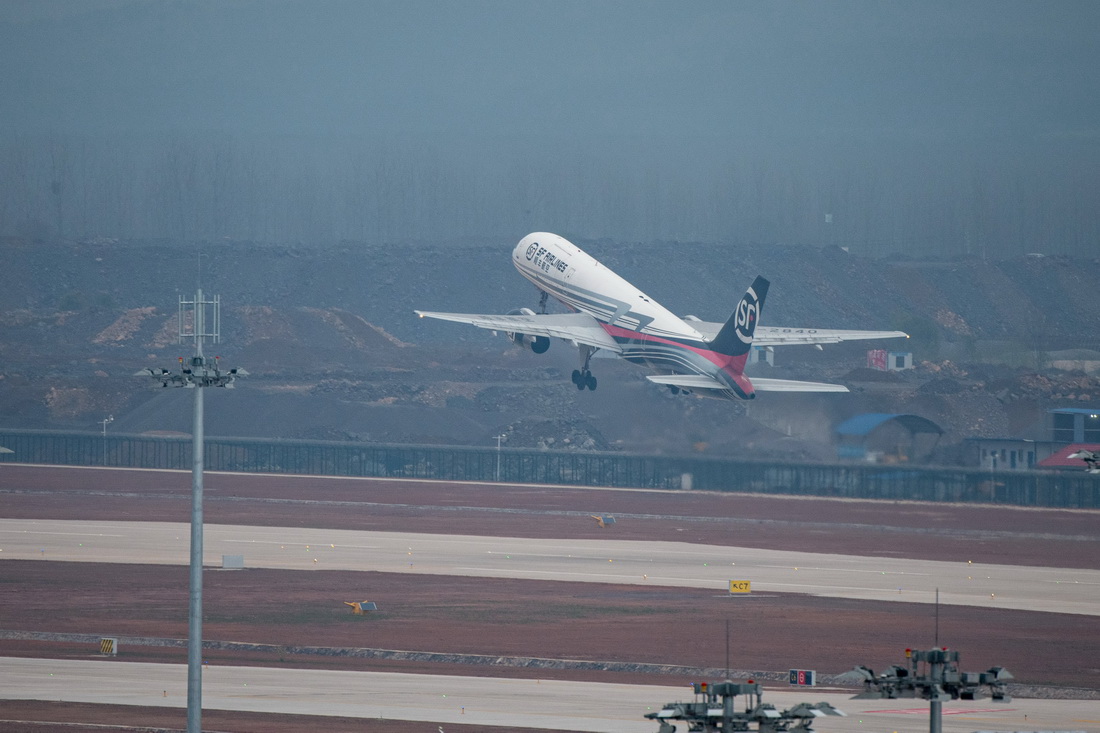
136,290 -> 246,733
494,434 -> 505,482
100,414 -> 113,466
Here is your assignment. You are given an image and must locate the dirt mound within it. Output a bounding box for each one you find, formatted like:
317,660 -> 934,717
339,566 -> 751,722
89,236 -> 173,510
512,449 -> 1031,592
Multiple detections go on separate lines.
842,367 -> 905,383
234,307 -> 412,370
2,238 -> 1100,460
917,377 -> 967,394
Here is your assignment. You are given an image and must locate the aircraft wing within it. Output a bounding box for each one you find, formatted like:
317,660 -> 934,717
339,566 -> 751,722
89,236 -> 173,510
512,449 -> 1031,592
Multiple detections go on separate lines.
415,310 -> 623,353
689,321 -> 908,347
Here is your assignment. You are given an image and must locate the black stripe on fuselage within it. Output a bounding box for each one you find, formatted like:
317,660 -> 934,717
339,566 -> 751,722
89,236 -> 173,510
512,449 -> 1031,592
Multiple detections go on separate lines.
618,340 -> 715,374
609,330 -> 751,400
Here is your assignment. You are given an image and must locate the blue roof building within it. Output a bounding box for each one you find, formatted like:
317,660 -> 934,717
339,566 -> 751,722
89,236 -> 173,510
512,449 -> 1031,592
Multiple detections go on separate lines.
836,413 -> 943,463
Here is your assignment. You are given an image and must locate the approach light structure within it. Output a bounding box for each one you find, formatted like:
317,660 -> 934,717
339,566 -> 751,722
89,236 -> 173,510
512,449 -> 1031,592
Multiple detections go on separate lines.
848,647 -> 1012,703
645,680 -> 845,733
845,648 -> 1011,733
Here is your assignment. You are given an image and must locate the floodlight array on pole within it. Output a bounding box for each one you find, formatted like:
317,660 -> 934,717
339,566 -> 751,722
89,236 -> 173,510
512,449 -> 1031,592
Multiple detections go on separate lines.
135,289 -> 245,733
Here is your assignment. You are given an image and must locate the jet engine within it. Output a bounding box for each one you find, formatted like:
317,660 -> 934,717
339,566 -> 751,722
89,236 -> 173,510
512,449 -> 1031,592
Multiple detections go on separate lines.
505,308 -> 550,353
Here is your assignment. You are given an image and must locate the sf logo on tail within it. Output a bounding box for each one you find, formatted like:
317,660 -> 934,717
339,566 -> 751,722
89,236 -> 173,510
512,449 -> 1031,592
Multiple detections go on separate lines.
734,291 -> 759,344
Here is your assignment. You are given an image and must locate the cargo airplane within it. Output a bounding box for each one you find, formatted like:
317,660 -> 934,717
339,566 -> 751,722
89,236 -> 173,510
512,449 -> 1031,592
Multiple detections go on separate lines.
416,232 -> 908,400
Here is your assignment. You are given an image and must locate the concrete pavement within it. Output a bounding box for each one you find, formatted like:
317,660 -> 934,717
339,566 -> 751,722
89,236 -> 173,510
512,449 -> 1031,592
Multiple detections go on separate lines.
2,518 -> 1098,615
4,657 -> 1098,733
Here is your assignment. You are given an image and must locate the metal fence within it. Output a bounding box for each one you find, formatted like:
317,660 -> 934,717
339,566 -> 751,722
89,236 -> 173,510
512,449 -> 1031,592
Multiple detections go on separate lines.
0,429 -> 1097,509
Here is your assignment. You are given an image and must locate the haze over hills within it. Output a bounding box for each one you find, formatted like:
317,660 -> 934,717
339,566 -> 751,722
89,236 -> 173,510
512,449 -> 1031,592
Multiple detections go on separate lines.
4,1 -> 1098,460
1,236 -> 1097,461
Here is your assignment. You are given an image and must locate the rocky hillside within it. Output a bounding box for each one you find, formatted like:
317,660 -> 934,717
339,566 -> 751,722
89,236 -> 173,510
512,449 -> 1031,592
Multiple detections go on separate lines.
1,237 -> 1098,462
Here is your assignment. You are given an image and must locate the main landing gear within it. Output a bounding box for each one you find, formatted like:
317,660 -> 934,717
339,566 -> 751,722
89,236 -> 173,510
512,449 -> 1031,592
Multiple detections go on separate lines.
572,345 -> 598,391
532,288 -> 599,392
572,368 -> 597,391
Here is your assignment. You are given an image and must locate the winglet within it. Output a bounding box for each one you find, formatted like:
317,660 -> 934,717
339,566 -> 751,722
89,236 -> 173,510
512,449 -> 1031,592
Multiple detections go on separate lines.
709,276 -> 769,357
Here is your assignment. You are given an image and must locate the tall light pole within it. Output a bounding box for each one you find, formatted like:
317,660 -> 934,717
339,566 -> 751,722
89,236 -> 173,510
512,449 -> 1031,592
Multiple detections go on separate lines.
136,290 -> 245,733
100,414 -> 113,466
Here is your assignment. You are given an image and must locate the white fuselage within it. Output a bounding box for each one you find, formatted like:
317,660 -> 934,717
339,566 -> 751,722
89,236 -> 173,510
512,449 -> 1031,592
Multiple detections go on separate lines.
511,232 -> 703,341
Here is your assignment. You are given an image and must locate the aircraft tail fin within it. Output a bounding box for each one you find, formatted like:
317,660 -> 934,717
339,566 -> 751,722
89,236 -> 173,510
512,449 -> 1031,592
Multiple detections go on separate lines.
709,276 -> 769,357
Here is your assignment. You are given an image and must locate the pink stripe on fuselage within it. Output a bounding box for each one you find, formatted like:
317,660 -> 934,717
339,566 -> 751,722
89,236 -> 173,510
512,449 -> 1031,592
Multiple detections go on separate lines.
601,323 -> 756,398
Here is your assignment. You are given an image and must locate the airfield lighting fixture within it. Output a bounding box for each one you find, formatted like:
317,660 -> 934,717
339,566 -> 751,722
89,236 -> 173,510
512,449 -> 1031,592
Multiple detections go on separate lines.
644,680 -> 845,732
846,647 -> 1011,733
135,290 -> 245,733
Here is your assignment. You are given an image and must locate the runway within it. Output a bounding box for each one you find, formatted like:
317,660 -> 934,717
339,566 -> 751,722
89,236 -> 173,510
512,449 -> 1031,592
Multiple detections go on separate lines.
3,656 -> 1097,733
2,517 -> 1098,615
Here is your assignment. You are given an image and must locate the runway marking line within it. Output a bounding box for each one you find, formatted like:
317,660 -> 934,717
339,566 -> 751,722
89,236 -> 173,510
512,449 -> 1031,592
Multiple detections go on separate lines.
459,567 -> 648,582
0,530 -> 125,537
220,539 -> 380,550
756,564 -> 931,576
865,707 -> 1016,715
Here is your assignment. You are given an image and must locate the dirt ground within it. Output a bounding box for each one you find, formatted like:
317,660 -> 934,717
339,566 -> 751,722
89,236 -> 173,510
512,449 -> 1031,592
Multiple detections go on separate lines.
2,465 -> 1099,732
0,700 -> 549,733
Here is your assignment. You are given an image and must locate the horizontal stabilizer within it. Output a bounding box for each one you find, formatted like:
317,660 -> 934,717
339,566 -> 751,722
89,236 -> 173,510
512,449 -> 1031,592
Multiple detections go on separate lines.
646,374 -> 728,390
750,377 -> 849,393
648,374 -> 848,393
687,320 -> 909,347
754,327 -> 909,347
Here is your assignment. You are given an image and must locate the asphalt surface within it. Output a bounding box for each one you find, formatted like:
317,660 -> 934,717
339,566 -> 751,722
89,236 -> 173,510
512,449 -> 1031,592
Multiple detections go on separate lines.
3,466 -> 1098,731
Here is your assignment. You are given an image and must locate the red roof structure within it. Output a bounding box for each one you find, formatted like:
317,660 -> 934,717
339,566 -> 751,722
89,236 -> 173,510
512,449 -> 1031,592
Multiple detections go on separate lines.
1037,444 -> 1100,469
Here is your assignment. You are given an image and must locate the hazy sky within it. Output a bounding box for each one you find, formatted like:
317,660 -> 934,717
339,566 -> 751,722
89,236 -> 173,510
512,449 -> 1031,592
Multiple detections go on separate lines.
2,1 -> 1098,252
2,0 -> 1098,157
